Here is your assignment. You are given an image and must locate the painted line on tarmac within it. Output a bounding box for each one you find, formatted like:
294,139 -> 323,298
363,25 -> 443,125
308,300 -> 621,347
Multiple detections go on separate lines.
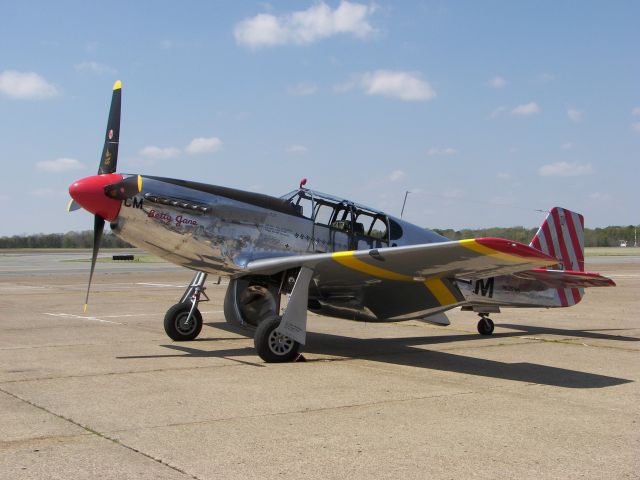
43,313 -> 123,325
0,285 -> 47,291
42,310 -> 224,321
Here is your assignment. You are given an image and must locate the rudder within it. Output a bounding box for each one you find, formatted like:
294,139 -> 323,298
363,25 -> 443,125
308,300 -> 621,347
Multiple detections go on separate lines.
530,207 -> 584,271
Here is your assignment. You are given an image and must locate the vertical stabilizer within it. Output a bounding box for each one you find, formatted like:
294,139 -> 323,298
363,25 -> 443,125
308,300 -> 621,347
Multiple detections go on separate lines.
530,207 -> 585,306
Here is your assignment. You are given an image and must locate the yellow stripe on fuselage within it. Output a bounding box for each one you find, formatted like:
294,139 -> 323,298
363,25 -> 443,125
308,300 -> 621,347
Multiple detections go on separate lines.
459,239 -> 529,264
331,251 -> 414,281
424,278 -> 457,306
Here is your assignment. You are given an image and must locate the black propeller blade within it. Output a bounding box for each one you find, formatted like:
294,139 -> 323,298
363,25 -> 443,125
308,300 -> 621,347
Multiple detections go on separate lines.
98,80 -> 121,175
84,80 -> 122,311
104,175 -> 142,200
84,215 -> 105,312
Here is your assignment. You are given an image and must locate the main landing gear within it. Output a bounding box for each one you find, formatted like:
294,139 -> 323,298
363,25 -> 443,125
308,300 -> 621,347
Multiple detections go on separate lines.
254,315 -> 301,363
164,271 -> 208,341
161,268 -> 311,364
477,314 -> 495,336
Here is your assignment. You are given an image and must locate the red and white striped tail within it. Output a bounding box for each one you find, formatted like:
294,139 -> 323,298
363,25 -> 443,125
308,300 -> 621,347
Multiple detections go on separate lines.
530,207 -> 585,307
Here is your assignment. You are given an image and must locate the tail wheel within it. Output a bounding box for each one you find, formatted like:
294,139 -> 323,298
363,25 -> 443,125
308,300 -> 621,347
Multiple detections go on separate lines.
164,303 -> 203,341
477,317 -> 494,336
254,315 -> 300,363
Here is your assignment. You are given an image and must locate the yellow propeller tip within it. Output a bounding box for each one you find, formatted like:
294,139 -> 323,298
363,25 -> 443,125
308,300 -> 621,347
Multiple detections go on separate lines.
137,175 -> 142,192
83,304 -> 88,313
113,80 -> 122,90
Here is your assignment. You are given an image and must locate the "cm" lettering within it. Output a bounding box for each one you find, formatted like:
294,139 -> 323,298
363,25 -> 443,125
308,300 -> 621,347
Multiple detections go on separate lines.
123,197 -> 144,209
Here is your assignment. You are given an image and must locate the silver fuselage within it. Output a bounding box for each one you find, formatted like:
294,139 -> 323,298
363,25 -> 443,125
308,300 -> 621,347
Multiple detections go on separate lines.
112,175 -> 445,276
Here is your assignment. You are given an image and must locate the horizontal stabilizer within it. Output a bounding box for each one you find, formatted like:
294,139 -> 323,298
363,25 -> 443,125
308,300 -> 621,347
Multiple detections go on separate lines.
514,268 -> 616,288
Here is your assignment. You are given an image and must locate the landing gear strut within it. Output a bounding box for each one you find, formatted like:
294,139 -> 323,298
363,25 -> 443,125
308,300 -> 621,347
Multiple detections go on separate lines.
477,314 -> 494,336
164,271 -> 208,341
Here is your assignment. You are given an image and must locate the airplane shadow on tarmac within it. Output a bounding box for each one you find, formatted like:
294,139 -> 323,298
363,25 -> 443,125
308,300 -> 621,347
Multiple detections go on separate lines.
119,321 -> 635,389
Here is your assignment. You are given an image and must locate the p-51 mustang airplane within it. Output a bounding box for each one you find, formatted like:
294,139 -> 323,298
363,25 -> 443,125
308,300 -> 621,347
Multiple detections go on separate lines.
69,81 -> 615,362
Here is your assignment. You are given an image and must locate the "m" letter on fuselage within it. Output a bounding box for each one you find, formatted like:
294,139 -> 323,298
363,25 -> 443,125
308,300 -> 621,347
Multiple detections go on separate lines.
473,277 -> 495,298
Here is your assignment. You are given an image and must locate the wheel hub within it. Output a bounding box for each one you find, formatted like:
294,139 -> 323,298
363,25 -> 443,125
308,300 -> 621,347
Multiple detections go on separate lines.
268,329 -> 294,355
176,312 -> 196,335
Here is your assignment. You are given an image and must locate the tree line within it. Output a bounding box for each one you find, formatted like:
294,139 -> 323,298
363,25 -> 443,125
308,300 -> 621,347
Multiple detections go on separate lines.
0,225 -> 637,249
433,225 -> 638,247
0,231 -> 132,249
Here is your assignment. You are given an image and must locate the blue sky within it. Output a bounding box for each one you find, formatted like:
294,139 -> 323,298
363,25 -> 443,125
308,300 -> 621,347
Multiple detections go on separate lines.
1,1 -> 638,236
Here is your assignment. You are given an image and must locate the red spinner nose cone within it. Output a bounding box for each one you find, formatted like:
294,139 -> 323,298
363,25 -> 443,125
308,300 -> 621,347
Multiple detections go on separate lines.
69,174 -> 123,221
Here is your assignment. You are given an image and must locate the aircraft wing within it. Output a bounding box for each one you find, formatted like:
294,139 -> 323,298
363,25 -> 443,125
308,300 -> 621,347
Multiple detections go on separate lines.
245,238 -> 559,338
513,268 -> 616,288
245,237 -> 558,282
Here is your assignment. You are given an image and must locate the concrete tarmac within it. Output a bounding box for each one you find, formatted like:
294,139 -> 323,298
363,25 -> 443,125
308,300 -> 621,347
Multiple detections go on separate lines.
0,254 -> 638,479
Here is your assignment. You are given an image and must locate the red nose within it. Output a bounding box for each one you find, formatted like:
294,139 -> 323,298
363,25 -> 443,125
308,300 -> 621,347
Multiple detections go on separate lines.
69,174 -> 123,221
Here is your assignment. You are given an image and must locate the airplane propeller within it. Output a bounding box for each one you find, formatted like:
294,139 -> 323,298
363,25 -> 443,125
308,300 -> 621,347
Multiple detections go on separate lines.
84,80 -> 121,311
67,80 -> 134,312
85,214 -> 105,311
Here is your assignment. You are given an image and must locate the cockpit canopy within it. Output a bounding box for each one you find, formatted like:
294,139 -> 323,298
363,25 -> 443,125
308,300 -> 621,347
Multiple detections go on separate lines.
281,188 -> 403,242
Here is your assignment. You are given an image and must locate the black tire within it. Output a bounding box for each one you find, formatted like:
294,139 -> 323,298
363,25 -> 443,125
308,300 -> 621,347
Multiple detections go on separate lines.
224,279 -> 277,329
164,303 -> 203,341
477,317 -> 495,336
254,315 -> 300,363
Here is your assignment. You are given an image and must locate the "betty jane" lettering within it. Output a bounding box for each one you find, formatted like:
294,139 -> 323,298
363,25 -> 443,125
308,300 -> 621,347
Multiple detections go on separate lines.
148,210 -> 198,228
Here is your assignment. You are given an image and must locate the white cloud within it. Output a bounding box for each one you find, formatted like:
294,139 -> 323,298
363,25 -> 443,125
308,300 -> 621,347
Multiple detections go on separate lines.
139,146 -> 181,159
511,102 -> 540,116
389,170 -> 405,182
74,61 -> 116,75
567,108 -> 583,122
426,147 -> 457,156
487,76 -> 506,88
357,70 -> 435,101
234,1 -> 376,48
185,137 -> 223,155
631,122 -> 640,134
538,161 -> 594,177
632,107 -> 640,116
0,70 -> 58,99
286,144 -> 308,154
36,158 -> 84,173
287,82 -> 318,96
497,172 -> 512,180
561,142 -> 574,150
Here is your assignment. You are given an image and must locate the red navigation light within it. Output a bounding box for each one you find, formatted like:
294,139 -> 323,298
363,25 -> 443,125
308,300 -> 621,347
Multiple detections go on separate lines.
299,177 -> 308,189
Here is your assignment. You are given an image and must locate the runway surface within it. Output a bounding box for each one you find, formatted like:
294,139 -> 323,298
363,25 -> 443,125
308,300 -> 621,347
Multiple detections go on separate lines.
0,250 -> 182,275
0,253 -> 638,479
